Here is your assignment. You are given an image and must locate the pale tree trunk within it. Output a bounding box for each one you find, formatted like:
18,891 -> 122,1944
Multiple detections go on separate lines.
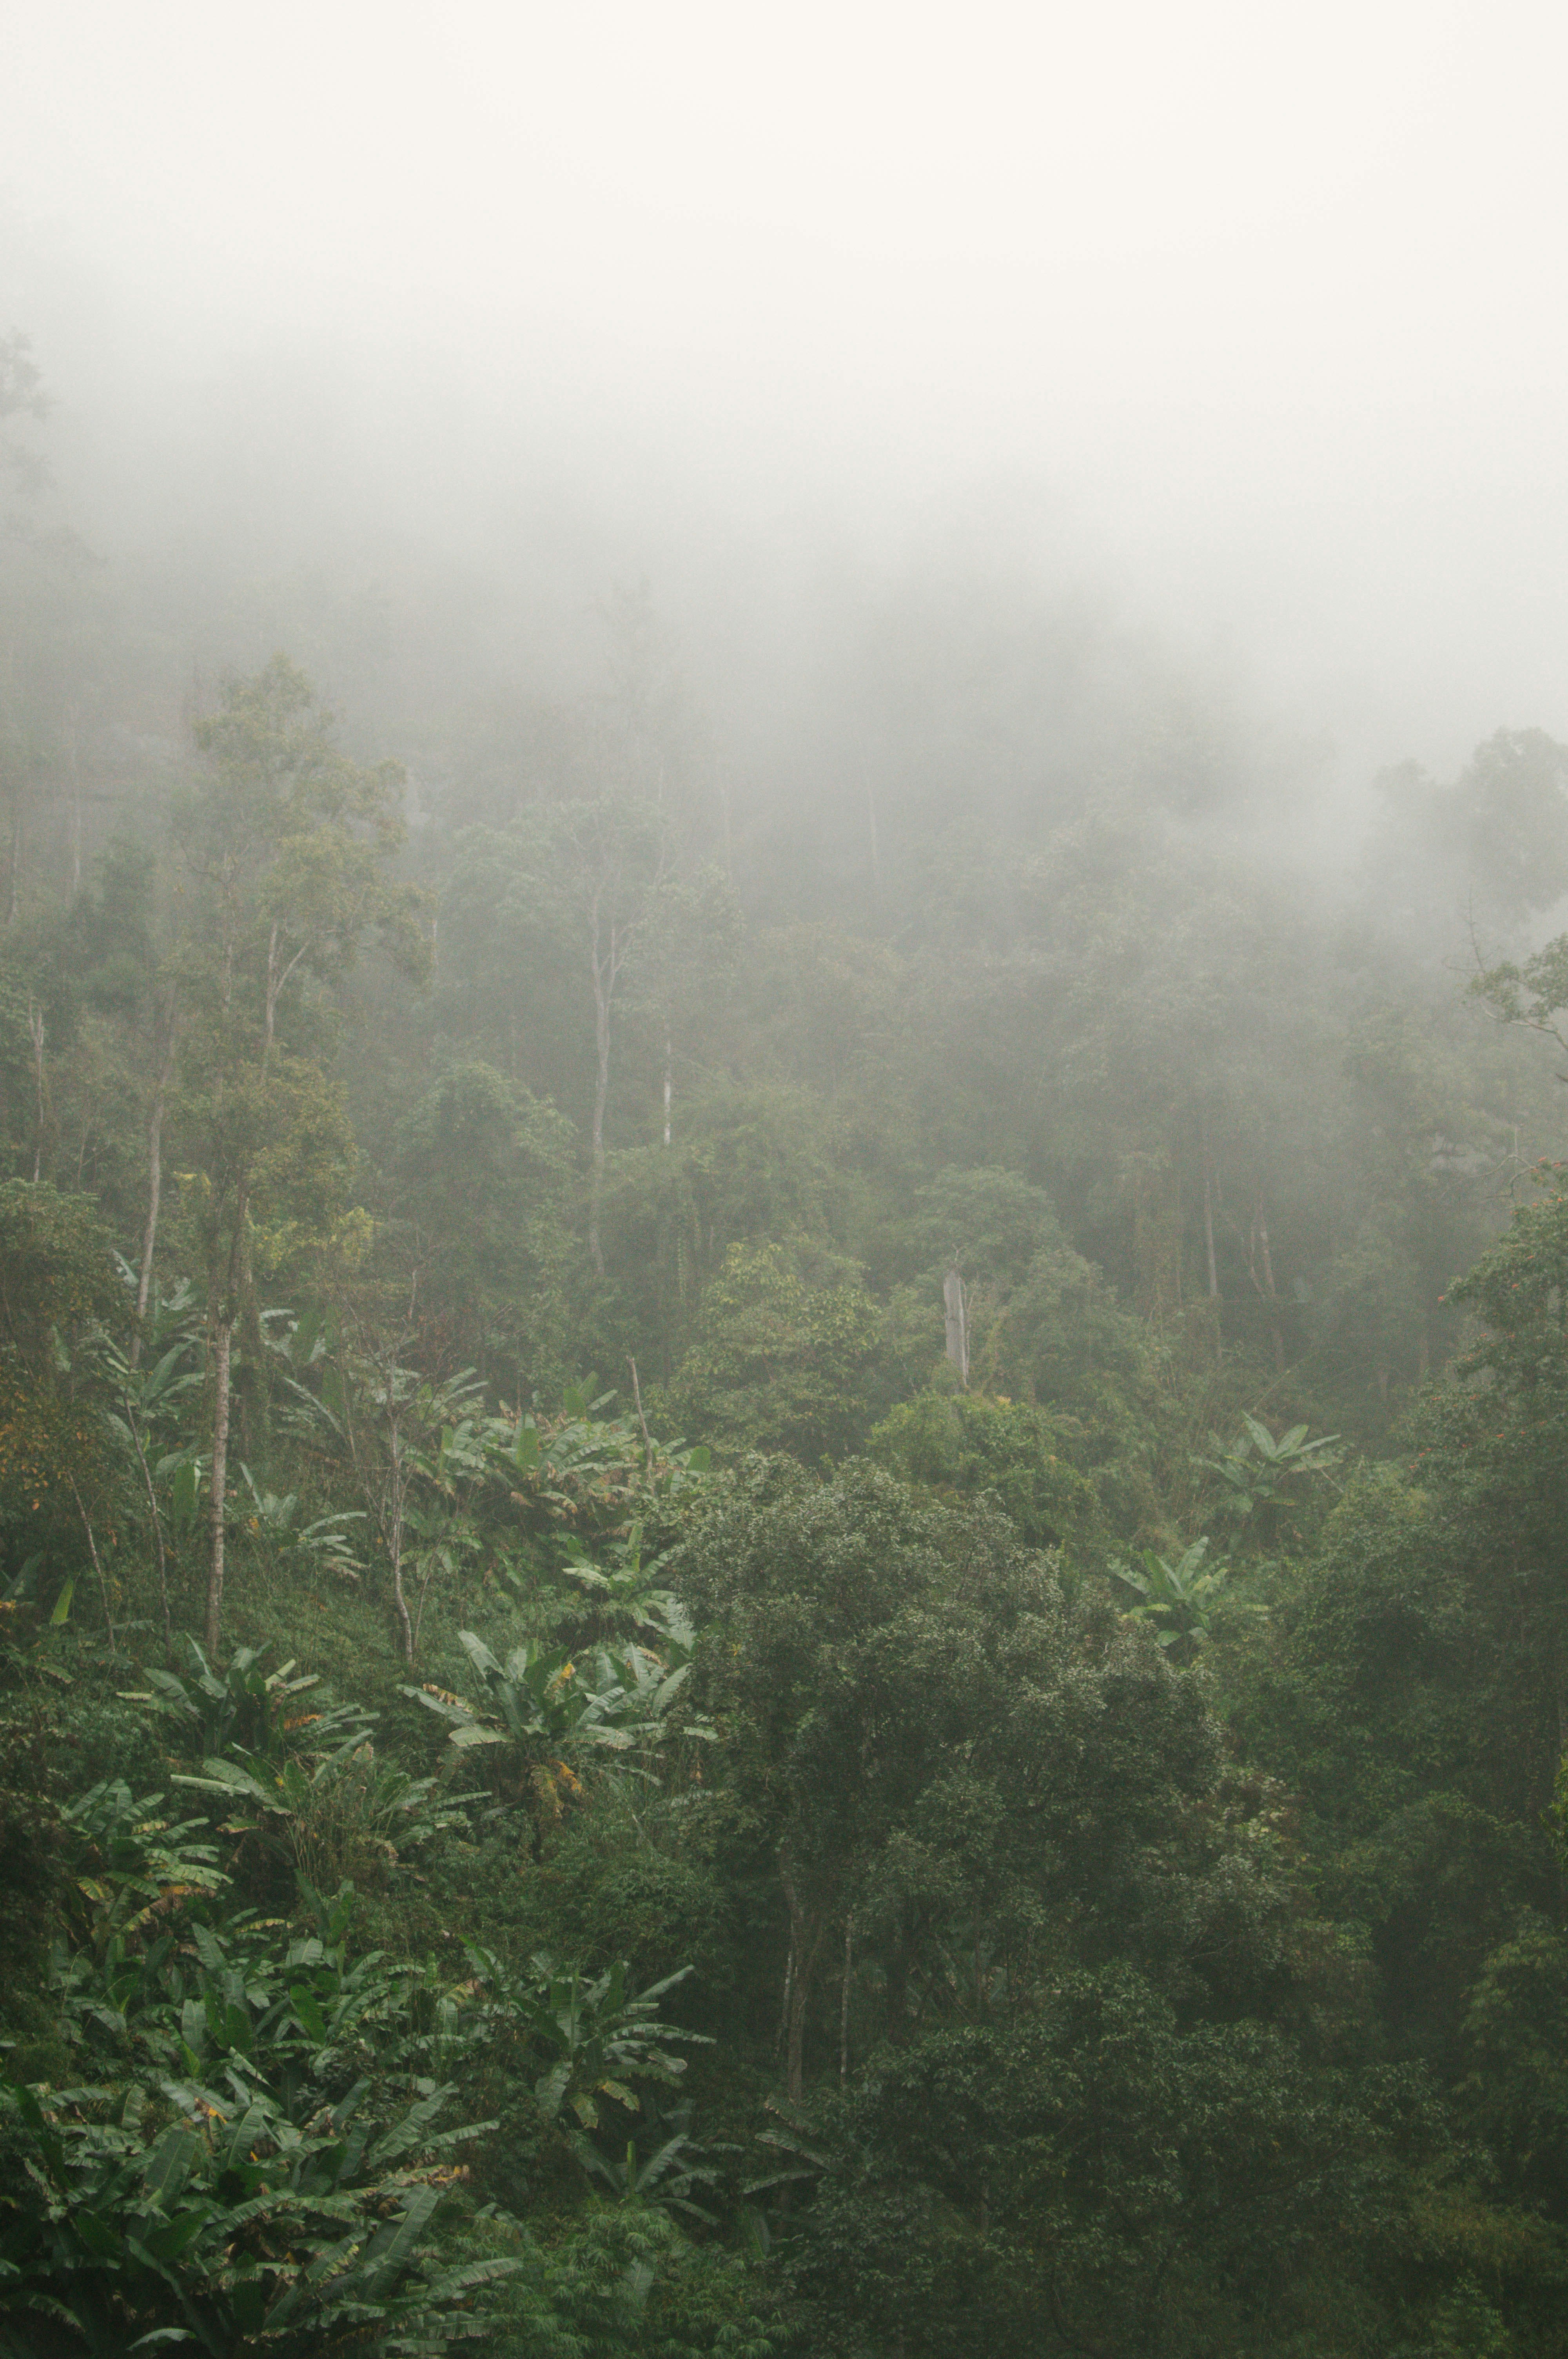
943,1266 -> 969,1387
67,713 -> 82,895
27,999 -> 45,1181
1198,1110 -> 1220,1297
124,1390 -> 173,1659
132,1010 -> 177,1363
587,890 -> 614,1277
206,1316 -> 232,1656
662,1029 -> 673,1147
589,965 -> 610,1275
1254,1193 -> 1284,1374
387,1421 -> 414,1667
264,921 -> 311,1070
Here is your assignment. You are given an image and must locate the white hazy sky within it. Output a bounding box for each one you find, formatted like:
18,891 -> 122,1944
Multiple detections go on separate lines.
4,0 -> 1568,771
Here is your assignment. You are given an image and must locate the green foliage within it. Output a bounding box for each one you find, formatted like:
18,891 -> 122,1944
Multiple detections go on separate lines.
1194,1411 -> 1342,1547
404,1627 -> 708,1790
0,1182 -> 122,1583
134,1637 -> 350,1766
479,2206 -> 780,2359
394,1060 -> 577,1384
461,1947 -> 708,2137
13,557 -> 1568,2351
867,1388 -> 1103,1553
671,1240 -> 882,1462
132,1636 -> 473,1901
1106,1536 -> 1243,1655
0,1889 -> 511,2355
1457,1915 -> 1568,2215
779,1965 -> 1437,2359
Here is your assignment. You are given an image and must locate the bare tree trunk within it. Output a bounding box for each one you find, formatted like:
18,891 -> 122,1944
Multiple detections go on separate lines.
133,1014 -> 176,1362
67,1476 -> 115,1648
27,998 -> 45,1181
265,921 -> 280,1066
1255,1198 -> 1277,1299
387,1425 -> 414,1667
67,713 -> 82,895
125,1393 -> 173,1661
663,1029 -> 673,1147
263,921 -> 306,1070
1199,1110 -> 1220,1297
943,1266 -> 969,1387
1255,1194 -> 1284,1374
628,1357 -> 653,1463
589,937 -> 610,1277
840,1913 -> 853,2086
207,1316 -> 232,1656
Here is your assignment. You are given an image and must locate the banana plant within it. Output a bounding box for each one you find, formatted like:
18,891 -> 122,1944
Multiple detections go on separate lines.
1106,1538 -> 1237,1654
402,1628 -> 709,1769
58,1776 -> 228,1956
3,1892 -> 514,2354
555,1519 -> 695,1649
575,2099 -> 728,2222
480,1390 -> 712,1560
461,1945 -> 709,2135
1194,1412 -> 1342,1543
130,1633 -> 365,1768
238,1460 -> 365,1584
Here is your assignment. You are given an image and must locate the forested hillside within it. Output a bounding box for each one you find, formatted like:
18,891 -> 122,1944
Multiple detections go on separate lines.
7,325 -> 1568,2354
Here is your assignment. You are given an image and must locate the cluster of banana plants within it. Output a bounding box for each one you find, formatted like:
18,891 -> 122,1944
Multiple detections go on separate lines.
1,1883 -> 512,2355
272,1327 -> 714,1663
402,1626 -> 712,1784
459,1946 -> 710,2140
2,1712 -> 719,2351
127,1637 -> 481,1897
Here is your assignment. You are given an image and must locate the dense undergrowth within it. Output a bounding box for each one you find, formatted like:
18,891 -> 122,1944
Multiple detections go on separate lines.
4,1235 -> 1568,2355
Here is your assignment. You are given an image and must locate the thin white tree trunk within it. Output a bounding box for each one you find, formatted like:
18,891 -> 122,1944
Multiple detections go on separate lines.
27,999 -> 45,1181
1255,1194 -> 1284,1373
588,921 -> 611,1276
943,1266 -> 969,1387
206,1316 -> 232,1655
1203,1175 -> 1219,1297
133,1017 -> 176,1362
67,714 -> 82,894
387,1425 -> 414,1666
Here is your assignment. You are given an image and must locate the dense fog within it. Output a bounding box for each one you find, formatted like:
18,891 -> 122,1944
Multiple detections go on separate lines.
6,8 -> 1568,2355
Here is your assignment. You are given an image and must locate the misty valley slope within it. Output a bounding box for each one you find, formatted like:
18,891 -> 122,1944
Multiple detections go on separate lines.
6,333 -> 1568,2354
